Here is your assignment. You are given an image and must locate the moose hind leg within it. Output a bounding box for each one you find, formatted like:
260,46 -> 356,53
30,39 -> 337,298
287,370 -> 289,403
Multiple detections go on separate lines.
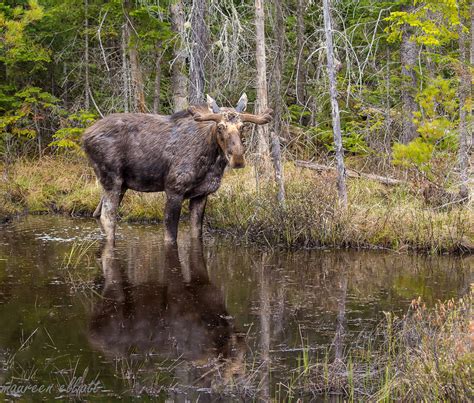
100,189 -> 123,243
189,195 -> 207,239
164,193 -> 183,244
93,196 -> 103,218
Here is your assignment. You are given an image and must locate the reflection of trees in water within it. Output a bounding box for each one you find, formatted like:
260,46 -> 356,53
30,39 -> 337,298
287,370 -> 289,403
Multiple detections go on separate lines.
207,248 -> 471,319
87,238 -> 245,394
204,247 -> 470,400
258,253 -> 271,402
333,256 -> 348,363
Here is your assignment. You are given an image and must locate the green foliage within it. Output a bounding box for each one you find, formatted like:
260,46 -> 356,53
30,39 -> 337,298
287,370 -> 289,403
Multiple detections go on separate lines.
49,112 -> 96,151
304,125 -> 370,155
392,138 -> 434,171
385,0 -> 460,46
0,87 -> 59,147
393,75 -> 460,172
287,104 -> 312,125
415,76 -> 458,148
129,4 -> 173,50
0,0 -> 50,72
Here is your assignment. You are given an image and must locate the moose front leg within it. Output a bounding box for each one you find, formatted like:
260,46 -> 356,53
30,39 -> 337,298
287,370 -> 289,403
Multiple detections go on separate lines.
189,195 -> 207,239
100,189 -> 123,244
164,193 -> 184,243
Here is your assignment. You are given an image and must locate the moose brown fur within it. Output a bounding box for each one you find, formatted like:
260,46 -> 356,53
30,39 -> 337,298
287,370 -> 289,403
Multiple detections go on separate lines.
82,94 -> 272,243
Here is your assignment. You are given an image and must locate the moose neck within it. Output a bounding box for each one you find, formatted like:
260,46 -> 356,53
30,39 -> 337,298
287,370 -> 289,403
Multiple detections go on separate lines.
195,122 -> 229,173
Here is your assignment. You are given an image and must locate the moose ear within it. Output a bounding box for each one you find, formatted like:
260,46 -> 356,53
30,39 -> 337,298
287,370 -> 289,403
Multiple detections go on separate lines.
206,94 -> 221,113
235,93 -> 248,112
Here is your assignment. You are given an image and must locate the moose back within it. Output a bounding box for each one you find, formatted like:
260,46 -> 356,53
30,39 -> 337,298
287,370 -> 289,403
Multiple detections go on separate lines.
82,94 -> 272,243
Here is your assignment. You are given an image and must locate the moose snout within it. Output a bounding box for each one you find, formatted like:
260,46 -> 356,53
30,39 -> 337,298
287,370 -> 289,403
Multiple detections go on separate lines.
227,137 -> 245,169
230,154 -> 245,169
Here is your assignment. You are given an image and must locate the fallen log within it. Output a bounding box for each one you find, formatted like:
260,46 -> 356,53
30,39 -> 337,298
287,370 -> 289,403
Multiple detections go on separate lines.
295,160 -> 408,186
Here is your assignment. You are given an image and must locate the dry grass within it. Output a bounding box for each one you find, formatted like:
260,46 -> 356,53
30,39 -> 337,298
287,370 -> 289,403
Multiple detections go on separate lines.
291,287 -> 474,401
0,156 -> 472,253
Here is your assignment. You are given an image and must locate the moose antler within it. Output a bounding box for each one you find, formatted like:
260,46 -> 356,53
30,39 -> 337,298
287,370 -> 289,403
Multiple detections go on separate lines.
188,106 -> 222,123
240,108 -> 273,125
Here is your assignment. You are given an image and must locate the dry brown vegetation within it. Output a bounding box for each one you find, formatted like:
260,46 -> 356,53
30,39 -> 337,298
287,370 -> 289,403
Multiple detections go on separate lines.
0,156 -> 472,253
281,289 -> 474,401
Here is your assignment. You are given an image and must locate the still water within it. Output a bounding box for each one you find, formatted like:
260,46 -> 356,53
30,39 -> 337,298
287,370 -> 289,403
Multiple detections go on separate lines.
0,216 -> 471,401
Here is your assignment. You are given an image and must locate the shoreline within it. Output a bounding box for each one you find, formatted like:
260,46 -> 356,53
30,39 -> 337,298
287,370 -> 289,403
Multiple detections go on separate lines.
1,156 -> 472,255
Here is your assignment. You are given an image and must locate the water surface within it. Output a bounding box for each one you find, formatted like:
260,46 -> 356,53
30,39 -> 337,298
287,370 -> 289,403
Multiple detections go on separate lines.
0,216 -> 471,400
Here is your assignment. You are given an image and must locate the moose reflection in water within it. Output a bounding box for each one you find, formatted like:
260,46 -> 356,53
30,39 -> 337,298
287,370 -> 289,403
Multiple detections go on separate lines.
87,238 -> 245,389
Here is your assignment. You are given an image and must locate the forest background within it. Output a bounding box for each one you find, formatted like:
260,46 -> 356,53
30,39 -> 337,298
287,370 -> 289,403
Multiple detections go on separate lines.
0,0 -> 472,252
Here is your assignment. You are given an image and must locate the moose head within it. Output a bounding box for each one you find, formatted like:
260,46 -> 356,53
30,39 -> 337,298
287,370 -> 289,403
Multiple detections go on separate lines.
189,94 -> 273,169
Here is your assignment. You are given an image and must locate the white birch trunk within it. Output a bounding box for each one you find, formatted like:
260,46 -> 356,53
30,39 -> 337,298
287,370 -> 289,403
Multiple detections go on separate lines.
457,6 -> 470,200
254,0 -> 270,169
322,0 -> 348,207
84,0 -> 90,110
170,0 -> 188,112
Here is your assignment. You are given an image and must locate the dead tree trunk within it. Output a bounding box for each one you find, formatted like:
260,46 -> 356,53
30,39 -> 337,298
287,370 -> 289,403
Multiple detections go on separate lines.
255,0 -> 270,171
322,0 -> 347,207
471,4 -> 474,66
121,22 -> 130,113
457,6 -> 470,200
124,0 -> 146,113
189,0 -> 208,104
128,45 -> 146,112
400,6 -> 418,144
84,0 -> 90,110
270,0 -> 286,205
296,0 -> 309,125
153,42 -> 162,114
170,0 -> 188,112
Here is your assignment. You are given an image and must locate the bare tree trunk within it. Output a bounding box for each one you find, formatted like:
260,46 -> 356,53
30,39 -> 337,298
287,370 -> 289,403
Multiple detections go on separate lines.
471,4 -> 474,66
400,6 -> 418,144
84,0 -> 90,110
296,0 -> 308,125
125,0 -> 146,113
153,42 -> 162,114
457,6 -> 470,200
383,46 -> 392,156
322,0 -> 347,207
189,0 -> 208,104
255,0 -> 270,171
129,45 -> 146,112
170,0 -> 188,112
470,4 -> 474,149
270,0 -> 286,205
121,22 -> 130,113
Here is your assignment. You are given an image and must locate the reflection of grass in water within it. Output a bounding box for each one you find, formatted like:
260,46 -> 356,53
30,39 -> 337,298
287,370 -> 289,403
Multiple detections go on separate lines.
278,288 -> 473,401
226,290 -> 471,401
4,290 -> 469,401
113,354 -> 180,397
1,329 -> 102,399
60,240 -> 98,294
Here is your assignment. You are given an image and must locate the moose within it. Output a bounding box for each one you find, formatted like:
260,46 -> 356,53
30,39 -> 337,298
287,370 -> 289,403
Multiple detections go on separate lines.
82,94 -> 272,243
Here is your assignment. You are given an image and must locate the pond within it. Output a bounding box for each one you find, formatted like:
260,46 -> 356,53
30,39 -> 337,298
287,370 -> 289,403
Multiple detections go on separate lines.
0,216 -> 471,401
